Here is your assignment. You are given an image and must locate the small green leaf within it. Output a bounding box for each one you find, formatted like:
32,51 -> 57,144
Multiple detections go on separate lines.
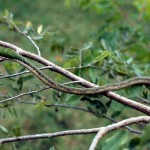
126,85 -> 143,98
102,130 -> 128,150
0,125 -> 8,134
36,101 -> 47,110
80,42 -> 93,51
89,68 -> 97,83
126,57 -> 133,64
132,64 -> 142,76
49,146 -> 55,150
66,94 -> 81,104
140,124 -> 150,146
95,51 -> 111,64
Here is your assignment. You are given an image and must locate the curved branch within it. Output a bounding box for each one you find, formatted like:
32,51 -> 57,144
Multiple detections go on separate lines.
1,51 -> 150,94
0,40 -> 150,115
89,116 -> 150,150
0,116 -> 149,145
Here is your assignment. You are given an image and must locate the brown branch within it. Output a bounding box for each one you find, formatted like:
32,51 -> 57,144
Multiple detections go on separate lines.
0,56 -> 7,62
0,116 -> 149,145
89,116 -> 150,150
0,40 -> 150,115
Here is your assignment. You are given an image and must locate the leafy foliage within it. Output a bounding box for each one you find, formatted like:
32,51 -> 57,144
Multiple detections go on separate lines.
0,0 -> 150,149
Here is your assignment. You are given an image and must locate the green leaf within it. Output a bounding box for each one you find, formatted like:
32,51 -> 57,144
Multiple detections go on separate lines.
80,42 -> 93,51
139,124 -> 150,146
66,94 -> 82,104
64,57 -> 79,68
126,85 -> 143,98
36,101 -> 47,110
0,125 -> 8,134
132,64 -> 142,76
17,75 -> 34,91
7,107 -> 18,118
82,50 -> 93,65
128,137 -> 140,149
4,62 -> 20,74
126,57 -> 133,64
49,146 -> 55,150
102,130 -> 128,150
95,51 -> 111,64
110,101 -> 124,115
89,68 -> 97,83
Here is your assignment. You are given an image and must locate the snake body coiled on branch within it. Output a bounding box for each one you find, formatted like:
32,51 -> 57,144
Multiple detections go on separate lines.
0,48 -> 150,95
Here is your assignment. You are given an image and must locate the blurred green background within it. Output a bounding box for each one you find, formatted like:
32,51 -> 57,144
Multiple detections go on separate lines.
0,0 -> 150,150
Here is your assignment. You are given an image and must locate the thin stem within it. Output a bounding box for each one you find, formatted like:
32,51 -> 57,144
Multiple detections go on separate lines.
11,20 -> 41,56
0,66 -> 53,79
137,96 -> 150,105
17,100 -> 141,135
0,86 -> 50,103
0,81 -> 82,103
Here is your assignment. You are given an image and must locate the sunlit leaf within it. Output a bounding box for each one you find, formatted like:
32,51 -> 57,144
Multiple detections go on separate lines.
0,125 -> 8,134
37,25 -> 43,34
95,51 -> 111,64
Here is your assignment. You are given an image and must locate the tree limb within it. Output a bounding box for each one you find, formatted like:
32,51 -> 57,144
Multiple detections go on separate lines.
0,116 -> 149,145
89,116 -> 150,150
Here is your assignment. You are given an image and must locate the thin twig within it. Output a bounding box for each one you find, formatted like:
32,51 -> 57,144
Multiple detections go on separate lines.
11,20 -> 41,56
17,100 -> 141,134
65,64 -> 102,70
0,66 -> 53,79
0,86 -> 50,103
137,96 -> 150,105
103,115 -> 142,134
0,81 -> 82,103
0,116 -> 149,145
89,116 -> 150,150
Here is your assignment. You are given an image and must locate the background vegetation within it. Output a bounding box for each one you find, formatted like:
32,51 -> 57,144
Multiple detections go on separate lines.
0,0 -> 150,149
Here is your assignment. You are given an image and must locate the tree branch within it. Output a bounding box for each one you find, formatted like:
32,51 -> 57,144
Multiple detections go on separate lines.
0,66 -> 53,79
0,116 -> 149,145
0,81 -> 81,103
89,116 -> 150,150
0,56 -> 7,62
